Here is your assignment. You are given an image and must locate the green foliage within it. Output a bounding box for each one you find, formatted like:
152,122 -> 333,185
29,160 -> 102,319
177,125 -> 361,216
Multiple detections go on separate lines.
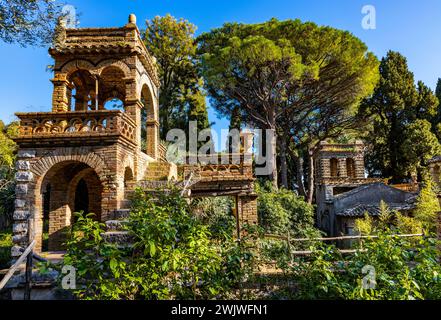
0,228 -> 12,269
257,181 -> 319,238
191,197 -> 235,241
144,15 -> 210,141
198,18 -> 379,188
62,189 -> 257,300
0,121 -> 18,228
401,119 -> 441,175
413,179 -> 441,232
274,202 -> 441,300
361,51 -> 440,182
0,0 -> 64,46
277,229 -> 441,300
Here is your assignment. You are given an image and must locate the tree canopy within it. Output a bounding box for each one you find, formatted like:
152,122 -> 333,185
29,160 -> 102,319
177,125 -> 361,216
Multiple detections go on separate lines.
360,51 -> 440,182
197,18 -> 379,190
0,0 -> 64,46
144,15 -> 210,142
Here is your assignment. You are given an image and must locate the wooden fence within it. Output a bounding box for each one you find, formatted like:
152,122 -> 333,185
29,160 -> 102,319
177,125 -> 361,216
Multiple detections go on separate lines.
262,233 -> 425,256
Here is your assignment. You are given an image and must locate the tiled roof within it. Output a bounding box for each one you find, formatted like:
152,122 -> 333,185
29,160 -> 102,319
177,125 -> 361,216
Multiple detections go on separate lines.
428,155 -> 441,164
336,201 -> 416,217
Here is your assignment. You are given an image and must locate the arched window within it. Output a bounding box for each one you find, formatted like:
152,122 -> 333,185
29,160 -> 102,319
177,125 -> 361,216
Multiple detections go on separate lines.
104,98 -> 124,110
330,158 -> 338,177
124,167 -> 134,188
68,69 -> 96,111
346,158 -> 356,178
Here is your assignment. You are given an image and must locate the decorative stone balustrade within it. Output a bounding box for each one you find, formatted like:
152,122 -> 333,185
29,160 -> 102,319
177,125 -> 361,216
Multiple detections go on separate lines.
183,153 -> 254,182
319,177 -> 383,186
15,110 -> 136,145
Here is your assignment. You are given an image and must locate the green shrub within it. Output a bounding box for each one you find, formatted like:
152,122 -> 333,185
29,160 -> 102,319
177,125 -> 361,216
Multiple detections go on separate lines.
0,229 -> 12,269
191,197 -> 235,241
257,181 -> 319,238
275,208 -> 441,300
62,188 -> 257,300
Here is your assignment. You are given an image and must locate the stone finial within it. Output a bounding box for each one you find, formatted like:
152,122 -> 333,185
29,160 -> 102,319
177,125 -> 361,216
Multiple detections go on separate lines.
129,14 -> 137,24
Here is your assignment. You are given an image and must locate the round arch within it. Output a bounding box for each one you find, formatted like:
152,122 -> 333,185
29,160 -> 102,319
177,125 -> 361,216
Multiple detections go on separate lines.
35,161 -> 104,252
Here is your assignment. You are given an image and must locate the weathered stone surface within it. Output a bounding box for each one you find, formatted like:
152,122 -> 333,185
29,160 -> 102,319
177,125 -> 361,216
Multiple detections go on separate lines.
12,234 -> 27,243
13,222 -> 28,233
17,150 -> 36,158
13,210 -> 30,220
15,184 -> 28,196
15,171 -> 33,182
15,199 -> 26,209
11,245 -> 24,257
16,160 -> 31,170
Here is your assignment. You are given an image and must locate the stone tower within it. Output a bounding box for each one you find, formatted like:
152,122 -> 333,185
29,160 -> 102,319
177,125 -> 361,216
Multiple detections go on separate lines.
314,140 -> 367,234
12,15 -> 164,255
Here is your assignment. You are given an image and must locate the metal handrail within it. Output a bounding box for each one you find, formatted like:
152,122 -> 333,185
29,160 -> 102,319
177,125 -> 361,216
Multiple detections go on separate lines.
0,240 -> 35,293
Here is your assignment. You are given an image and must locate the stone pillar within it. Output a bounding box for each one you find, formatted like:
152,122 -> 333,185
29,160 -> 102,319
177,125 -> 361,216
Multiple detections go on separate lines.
337,158 -> 346,178
146,119 -> 159,160
321,158 -> 331,178
237,194 -> 258,228
11,150 -> 35,259
51,74 -> 70,112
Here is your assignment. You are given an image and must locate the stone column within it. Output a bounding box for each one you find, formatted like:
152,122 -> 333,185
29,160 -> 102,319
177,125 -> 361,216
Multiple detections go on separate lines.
51,73 -> 70,112
237,194 -> 258,228
146,119 -> 159,160
11,150 -> 35,259
338,158 -> 347,178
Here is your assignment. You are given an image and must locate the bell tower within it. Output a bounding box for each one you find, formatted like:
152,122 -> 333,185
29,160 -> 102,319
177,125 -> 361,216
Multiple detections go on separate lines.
12,15 -> 163,255
314,140 -> 367,234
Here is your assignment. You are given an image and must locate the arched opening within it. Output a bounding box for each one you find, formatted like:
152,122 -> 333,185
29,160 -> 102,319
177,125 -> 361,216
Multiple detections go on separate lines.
141,84 -> 158,158
330,158 -> 338,177
37,161 -> 103,252
99,66 -> 126,110
346,158 -> 356,178
68,69 -> 97,111
124,167 -> 134,188
42,184 -> 51,252
74,179 -> 89,221
104,98 -> 124,110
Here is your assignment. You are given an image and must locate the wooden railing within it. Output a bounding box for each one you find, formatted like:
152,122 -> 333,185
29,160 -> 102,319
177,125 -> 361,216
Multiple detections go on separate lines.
15,110 -> 136,144
263,233 -> 424,256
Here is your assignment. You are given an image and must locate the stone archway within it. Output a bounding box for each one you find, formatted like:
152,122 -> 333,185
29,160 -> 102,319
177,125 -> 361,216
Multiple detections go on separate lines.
37,161 -> 104,251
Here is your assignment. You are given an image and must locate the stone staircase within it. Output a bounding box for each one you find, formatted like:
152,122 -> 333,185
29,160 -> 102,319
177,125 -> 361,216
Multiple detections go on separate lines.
99,161 -> 192,246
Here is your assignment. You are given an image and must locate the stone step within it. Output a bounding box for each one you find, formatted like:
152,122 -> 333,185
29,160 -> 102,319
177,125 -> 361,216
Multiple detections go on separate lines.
119,199 -> 132,209
101,231 -> 133,244
111,209 -> 131,220
105,220 -> 127,231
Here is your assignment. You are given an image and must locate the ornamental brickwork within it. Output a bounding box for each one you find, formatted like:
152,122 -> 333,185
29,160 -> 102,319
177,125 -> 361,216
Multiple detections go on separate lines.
11,15 -> 257,258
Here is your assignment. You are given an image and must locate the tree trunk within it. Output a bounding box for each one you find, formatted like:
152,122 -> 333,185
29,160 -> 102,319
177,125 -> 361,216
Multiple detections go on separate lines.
270,131 -> 278,189
306,148 -> 315,204
293,153 -> 307,198
279,138 -> 288,189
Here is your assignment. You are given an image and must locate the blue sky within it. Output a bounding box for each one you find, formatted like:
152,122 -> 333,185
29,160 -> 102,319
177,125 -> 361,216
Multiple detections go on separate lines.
1,0 -> 441,142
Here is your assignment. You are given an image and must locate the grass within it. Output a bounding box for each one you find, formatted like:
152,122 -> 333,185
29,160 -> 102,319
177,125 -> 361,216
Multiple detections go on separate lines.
0,228 -> 12,269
